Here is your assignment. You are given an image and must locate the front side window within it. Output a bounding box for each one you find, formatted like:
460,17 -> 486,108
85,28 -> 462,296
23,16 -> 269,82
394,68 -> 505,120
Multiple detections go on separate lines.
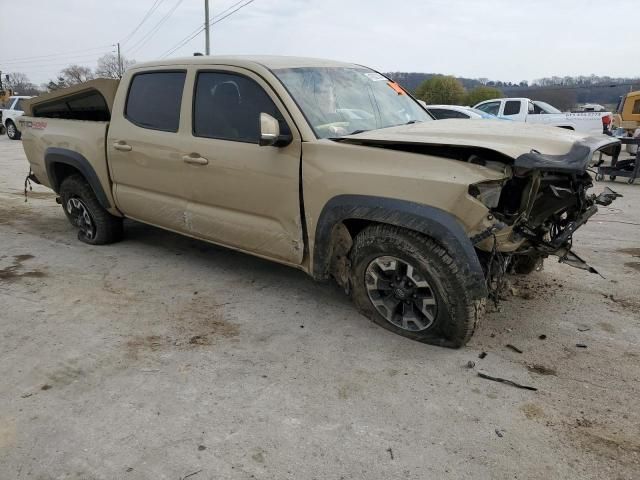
632,99 -> 640,115
193,72 -> 284,142
503,100 -> 521,116
476,101 -> 500,116
14,99 -> 26,111
273,67 -> 431,139
125,71 -> 186,132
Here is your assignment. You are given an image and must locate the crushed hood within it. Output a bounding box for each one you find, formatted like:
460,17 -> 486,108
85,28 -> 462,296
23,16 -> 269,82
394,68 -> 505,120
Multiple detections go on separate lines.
335,119 -> 621,173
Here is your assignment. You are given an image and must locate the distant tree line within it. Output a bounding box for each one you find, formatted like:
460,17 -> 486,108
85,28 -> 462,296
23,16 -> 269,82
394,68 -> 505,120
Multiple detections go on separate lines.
387,72 -> 640,110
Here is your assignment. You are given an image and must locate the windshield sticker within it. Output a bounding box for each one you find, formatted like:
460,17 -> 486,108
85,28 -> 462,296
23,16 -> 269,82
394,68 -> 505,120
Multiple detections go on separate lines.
387,81 -> 406,95
364,72 -> 387,82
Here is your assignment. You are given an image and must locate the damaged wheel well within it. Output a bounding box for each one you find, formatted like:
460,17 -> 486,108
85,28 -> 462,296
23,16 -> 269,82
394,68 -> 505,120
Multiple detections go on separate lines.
313,195 -> 488,299
44,147 -> 111,209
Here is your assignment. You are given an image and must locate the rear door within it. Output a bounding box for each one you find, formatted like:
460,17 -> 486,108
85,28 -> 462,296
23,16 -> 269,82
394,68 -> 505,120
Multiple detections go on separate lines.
182,66 -> 304,265
108,68 -> 192,232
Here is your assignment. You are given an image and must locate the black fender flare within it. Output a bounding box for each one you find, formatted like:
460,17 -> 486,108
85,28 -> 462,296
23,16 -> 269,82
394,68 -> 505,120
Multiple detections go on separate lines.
44,147 -> 111,209
312,195 -> 487,299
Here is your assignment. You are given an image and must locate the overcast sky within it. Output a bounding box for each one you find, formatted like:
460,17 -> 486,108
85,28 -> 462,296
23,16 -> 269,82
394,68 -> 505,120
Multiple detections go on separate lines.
0,0 -> 638,86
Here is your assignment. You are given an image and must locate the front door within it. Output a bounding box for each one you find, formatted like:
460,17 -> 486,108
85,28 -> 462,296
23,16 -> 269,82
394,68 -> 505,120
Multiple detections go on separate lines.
182,68 -> 304,265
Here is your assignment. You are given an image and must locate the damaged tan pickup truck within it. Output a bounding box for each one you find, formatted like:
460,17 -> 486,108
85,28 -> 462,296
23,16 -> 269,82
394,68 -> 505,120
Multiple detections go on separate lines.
20,56 -> 621,348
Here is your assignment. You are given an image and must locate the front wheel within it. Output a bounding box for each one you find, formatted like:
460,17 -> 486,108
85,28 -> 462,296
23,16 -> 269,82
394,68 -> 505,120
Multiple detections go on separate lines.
6,121 -> 20,140
60,174 -> 123,245
349,225 -> 484,348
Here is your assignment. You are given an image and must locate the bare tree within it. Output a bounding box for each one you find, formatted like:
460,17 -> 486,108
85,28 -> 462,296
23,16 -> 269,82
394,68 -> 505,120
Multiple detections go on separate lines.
95,53 -> 135,79
60,65 -> 94,85
3,72 -> 41,95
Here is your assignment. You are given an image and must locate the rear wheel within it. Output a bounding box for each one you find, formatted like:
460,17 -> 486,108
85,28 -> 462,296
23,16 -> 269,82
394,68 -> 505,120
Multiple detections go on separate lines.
349,225 -> 484,348
6,121 -> 20,140
60,174 -> 123,245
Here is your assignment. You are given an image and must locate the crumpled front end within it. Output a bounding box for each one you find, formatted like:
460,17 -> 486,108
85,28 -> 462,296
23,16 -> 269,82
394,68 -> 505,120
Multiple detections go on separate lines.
467,135 -> 622,290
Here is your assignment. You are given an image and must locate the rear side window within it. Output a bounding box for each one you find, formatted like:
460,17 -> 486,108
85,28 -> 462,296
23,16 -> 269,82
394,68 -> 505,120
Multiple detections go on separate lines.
193,72 -> 284,143
633,99 -> 640,115
33,90 -> 110,121
476,101 -> 500,116
126,71 -> 186,132
428,108 -> 470,120
503,100 -> 521,116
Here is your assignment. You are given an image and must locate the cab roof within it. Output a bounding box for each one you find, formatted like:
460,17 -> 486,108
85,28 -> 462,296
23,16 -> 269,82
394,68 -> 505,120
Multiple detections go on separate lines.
130,55 -> 360,71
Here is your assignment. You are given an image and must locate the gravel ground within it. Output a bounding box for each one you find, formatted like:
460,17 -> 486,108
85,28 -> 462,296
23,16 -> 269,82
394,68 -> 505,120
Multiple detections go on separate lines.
1,134 -> 639,480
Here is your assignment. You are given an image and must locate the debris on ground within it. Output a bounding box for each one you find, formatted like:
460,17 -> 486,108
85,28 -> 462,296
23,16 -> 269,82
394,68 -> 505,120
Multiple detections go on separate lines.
478,351 -> 488,359
386,447 -> 394,460
576,343 -> 588,348
495,429 -> 504,438
538,334 -> 547,340
526,364 -> 557,376
506,344 -> 523,354
577,327 -> 591,332
180,469 -> 203,480
466,361 -> 476,369
477,372 -> 538,391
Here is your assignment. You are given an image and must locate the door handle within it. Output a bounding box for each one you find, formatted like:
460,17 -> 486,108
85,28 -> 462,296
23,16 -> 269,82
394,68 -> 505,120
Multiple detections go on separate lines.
113,142 -> 132,152
182,154 -> 209,165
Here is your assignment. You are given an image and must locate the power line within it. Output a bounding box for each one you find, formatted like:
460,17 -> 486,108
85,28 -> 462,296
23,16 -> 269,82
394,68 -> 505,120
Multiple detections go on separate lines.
0,45 -> 113,65
160,0 -> 256,58
2,51 -> 113,70
127,0 -> 186,55
120,0 -> 166,46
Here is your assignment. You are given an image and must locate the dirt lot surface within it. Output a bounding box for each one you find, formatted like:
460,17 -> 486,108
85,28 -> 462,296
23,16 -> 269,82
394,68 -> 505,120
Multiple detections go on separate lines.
1,134 -> 639,479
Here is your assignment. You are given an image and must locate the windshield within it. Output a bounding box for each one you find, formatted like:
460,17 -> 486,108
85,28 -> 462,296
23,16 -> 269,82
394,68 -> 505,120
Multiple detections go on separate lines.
533,101 -> 562,114
273,67 -> 431,138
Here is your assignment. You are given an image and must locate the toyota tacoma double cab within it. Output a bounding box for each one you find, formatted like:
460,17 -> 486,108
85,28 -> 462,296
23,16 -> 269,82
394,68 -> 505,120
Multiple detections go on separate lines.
19,56 -> 621,348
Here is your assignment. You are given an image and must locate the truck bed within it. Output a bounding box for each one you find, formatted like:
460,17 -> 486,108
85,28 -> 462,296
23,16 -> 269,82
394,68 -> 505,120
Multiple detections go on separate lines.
20,79 -> 120,213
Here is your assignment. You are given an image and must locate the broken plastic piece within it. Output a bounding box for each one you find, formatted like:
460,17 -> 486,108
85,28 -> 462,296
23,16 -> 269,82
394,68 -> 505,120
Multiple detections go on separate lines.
558,250 -> 600,275
594,187 -> 623,206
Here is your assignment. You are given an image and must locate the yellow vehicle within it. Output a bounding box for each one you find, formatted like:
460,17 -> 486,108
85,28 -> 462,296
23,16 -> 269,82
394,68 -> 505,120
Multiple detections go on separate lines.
613,90 -> 640,134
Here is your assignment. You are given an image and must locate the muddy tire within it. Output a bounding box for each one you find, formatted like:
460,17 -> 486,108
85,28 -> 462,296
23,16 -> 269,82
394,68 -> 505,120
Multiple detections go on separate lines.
349,224 -> 484,348
6,120 -> 20,140
511,255 -> 544,275
60,174 -> 123,245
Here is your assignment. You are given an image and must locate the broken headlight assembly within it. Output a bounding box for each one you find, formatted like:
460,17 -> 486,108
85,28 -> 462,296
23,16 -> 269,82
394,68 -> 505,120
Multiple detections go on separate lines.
468,180 -> 504,209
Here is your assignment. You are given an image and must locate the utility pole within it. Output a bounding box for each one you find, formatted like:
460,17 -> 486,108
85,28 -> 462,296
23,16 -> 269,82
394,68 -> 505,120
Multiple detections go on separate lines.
117,42 -> 123,78
204,0 -> 210,55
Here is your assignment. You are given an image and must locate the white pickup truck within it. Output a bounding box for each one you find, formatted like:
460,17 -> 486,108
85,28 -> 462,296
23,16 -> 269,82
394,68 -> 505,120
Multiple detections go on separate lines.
474,98 -> 612,136
1,95 -> 32,140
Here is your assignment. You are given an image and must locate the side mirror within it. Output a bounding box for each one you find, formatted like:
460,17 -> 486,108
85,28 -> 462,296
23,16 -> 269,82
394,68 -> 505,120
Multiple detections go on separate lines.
259,113 -> 280,146
259,112 -> 292,147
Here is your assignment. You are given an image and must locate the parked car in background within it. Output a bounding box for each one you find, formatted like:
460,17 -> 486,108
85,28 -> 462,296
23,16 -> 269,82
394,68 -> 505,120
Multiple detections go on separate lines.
421,103 -> 503,120
18,56 -> 621,348
1,95 -> 32,140
474,98 -> 612,135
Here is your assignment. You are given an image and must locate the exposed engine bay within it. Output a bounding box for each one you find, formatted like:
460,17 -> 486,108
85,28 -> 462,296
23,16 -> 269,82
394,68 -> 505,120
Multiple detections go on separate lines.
334,134 -> 623,300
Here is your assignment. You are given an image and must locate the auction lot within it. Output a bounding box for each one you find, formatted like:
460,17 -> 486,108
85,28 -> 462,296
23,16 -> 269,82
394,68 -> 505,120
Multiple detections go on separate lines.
0,134 -> 638,479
